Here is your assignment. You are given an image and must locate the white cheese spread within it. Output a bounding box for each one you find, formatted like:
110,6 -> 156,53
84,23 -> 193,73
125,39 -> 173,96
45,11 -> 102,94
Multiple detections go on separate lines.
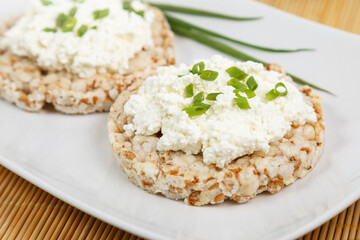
0,0 -> 154,77
124,55 -> 317,168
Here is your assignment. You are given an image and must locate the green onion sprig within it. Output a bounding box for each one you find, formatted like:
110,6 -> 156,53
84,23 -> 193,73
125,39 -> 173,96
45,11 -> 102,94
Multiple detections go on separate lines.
148,2 -> 261,21
165,15 -> 313,53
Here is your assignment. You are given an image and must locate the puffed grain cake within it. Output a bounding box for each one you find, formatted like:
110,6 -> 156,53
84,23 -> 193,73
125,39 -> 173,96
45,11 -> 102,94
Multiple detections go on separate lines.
0,7 -> 175,114
108,75 -> 325,206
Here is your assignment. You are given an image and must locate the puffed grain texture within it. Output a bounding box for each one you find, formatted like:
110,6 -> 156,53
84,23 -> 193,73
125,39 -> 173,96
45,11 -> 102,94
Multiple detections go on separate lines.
0,7 -> 175,114
108,83 -> 325,206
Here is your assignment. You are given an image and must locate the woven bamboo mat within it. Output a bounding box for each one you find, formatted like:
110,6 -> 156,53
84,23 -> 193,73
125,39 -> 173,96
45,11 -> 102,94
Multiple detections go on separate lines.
1,0 -> 360,239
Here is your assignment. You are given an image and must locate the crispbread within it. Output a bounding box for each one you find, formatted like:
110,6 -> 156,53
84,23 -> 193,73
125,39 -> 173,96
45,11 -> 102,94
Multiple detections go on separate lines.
0,7 -> 175,114
108,83 -> 324,206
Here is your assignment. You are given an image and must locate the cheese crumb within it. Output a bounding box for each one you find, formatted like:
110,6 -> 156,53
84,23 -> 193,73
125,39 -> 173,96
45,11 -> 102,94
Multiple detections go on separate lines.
0,0 -> 154,77
124,55 -> 317,168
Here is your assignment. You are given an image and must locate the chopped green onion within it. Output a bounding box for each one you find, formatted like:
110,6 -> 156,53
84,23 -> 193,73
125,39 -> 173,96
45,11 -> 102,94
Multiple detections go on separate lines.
93,9 -> 109,20
183,102 -> 211,117
190,61 -> 205,74
226,66 -> 248,80
200,70 -> 218,81
169,24 -> 334,95
148,3 -> 261,21
244,89 -> 256,98
136,10 -> 145,17
77,25 -> 88,37
56,13 -> 68,28
275,82 -> 288,96
233,89 -> 242,98
61,17 -> 77,32
72,0 -> 84,2
41,0 -> 52,6
185,84 -> 194,98
193,92 -> 204,103
123,1 -> 132,10
43,28 -> 57,33
68,7 -> 78,17
123,1 -> 145,17
234,97 -> 251,110
266,89 -> 279,101
227,79 -> 247,91
246,76 -> 258,91
91,26 -> 97,29
206,92 -> 223,101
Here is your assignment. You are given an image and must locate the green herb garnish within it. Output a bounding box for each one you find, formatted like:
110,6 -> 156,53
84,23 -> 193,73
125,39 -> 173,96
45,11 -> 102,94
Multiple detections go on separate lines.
190,61 -> 205,74
266,82 -> 288,101
206,92 -> 223,100
233,89 -> 242,98
56,13 -> 68,28
246,76 -> 258,91
93,9 -> 110,20
123,1 -> 132,11
266,89 -> 279,101
243,89 -> 256,99
41,0 -> 52,6
77,25 -> 88,37
68,7 -> 78,17
43,27 -> 57,33
193,92 -> 204,103
200,70 -> 218,81
275,82 -> 288,96
227,79 -> 247,91
148,3 -> 261,21
61,17 -> 77,32
170,24 -> 334,95
185,84 -> 194,98
226,66 -> 248,80
123,1 -> 145,17
234,97 -> 251,110
91,26 -> 97,30
183,102 -> 211,117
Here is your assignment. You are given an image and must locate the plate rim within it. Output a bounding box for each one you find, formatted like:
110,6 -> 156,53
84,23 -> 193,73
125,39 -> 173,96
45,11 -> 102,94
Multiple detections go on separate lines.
1,0 -> 360,239
1,155 -> 360,240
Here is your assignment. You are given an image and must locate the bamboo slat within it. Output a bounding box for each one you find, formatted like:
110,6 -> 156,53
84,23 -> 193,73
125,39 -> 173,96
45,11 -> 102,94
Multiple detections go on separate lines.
1,0 -> 360,239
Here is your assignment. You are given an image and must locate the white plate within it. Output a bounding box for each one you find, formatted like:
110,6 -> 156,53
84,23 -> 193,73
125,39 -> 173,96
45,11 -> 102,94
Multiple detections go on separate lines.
1,0 -> 360,239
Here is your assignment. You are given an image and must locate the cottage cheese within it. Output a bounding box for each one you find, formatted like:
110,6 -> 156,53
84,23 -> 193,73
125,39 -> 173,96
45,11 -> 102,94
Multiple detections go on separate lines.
124,55 -> 317,168
0,0 -> 154,77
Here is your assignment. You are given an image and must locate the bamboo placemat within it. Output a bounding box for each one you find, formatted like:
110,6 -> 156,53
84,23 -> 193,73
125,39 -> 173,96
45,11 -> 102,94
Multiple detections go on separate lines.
1,0 -> 360,239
